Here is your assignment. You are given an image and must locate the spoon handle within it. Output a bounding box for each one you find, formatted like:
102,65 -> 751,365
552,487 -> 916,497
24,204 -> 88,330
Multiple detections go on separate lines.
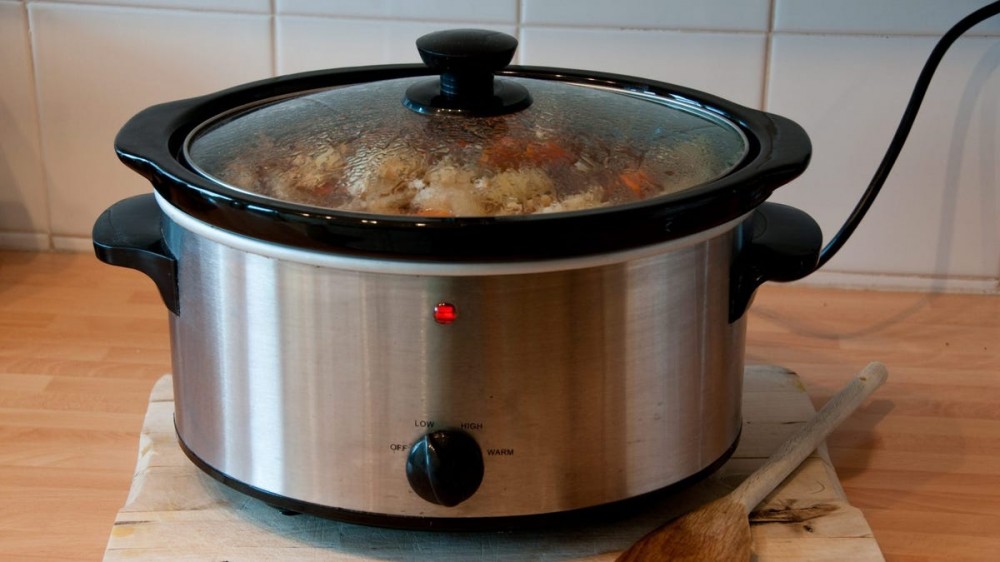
731,362 -> 888,513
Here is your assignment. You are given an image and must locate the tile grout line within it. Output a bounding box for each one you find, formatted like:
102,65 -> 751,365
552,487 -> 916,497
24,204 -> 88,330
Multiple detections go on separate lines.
22,2 -> 54,250
269,0 -> 277,76
761,0 -> 775,112
516,0 -> 523,64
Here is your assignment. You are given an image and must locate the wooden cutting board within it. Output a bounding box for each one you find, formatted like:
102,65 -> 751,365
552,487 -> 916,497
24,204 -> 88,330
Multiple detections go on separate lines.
103,366 -> 883,561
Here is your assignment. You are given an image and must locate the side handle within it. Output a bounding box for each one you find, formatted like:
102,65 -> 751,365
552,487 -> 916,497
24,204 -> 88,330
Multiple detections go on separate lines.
93,194 -> 179,315
730,202 -> 822,322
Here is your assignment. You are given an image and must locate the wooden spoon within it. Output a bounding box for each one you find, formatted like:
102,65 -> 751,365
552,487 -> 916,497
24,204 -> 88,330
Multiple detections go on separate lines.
616,361 -> 888,562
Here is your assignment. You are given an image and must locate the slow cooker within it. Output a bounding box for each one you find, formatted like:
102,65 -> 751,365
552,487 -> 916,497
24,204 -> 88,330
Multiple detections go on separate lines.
93,29 -> 823,529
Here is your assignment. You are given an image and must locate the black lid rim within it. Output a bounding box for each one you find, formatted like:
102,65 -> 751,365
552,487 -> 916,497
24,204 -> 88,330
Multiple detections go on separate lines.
115,63 -> 811,261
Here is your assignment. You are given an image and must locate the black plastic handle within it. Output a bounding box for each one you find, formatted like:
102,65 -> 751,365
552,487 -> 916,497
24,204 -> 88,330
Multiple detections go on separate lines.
93,194 -> 179,315
730,202 -> 822,322
404,29 -> 532,116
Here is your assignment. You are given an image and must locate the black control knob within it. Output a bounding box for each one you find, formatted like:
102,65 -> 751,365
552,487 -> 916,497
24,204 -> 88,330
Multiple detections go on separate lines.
405,429 -> 484,507
404,29 -> 532,116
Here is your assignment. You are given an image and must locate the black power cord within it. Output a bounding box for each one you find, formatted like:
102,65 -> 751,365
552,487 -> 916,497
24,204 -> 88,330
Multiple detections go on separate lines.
815,0 -> 1000,269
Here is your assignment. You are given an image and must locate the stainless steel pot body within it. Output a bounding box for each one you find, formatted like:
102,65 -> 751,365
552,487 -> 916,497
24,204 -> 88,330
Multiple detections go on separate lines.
158,195 -> 747,520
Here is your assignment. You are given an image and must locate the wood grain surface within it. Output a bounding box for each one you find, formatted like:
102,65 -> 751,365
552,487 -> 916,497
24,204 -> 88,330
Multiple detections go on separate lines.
104,367 -> 882,561
1,250 -> 998,561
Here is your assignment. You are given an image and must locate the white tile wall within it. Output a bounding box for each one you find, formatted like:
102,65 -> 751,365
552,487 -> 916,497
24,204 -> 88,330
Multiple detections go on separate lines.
29,2 -> 272,246
277,18 -> 515,74
774,0 -> 1000,35
518,28 -> 767,108
0,0 -> 998,291
38,0 -> 270,13
767,34 -> 1000,280
0,2 -> 48,250
522,0 -> 770,32
276,0 -> 517,24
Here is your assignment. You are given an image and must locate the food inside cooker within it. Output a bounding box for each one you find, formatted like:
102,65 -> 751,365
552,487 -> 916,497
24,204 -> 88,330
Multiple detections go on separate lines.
192,77 -> 744,217
217,132 -> 721,217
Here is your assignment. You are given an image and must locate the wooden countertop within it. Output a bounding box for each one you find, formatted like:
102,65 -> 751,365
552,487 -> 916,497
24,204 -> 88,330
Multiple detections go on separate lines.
1,250 -> 997,560
105,368 -> 883,561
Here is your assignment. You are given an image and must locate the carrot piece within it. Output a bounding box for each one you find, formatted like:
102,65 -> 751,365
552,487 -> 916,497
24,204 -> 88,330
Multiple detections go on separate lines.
524,140 -> 574,165
619,169 -> 654,196
481,137 -> 574,170
479,136 -> 523,170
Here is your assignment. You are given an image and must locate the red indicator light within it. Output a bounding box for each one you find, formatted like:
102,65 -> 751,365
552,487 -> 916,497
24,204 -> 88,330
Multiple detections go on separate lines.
433,302 -> 458,325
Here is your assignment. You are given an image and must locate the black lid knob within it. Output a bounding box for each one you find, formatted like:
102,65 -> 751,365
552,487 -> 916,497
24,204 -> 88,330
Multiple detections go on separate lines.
404,29 -> 532,116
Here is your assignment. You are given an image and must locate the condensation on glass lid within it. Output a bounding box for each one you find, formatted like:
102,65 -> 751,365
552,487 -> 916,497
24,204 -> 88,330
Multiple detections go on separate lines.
185,77 -> 749,217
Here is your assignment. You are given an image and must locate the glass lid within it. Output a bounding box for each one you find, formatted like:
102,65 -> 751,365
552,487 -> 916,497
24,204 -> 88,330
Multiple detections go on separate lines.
185,30 -> 749,218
